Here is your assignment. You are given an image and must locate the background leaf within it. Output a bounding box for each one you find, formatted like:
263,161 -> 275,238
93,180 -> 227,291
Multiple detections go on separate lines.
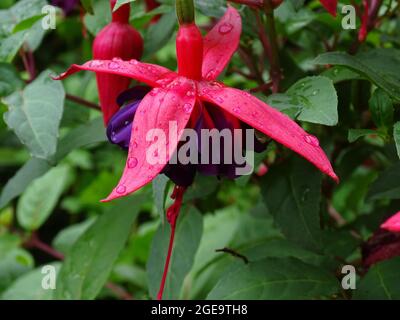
3,70 -> 65,160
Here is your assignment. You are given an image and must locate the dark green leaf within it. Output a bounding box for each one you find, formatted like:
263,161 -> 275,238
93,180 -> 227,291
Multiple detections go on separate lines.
55,193 -> 146,299
207,257 -> 338,299
348,129 -> 378,143
261,157 -> 323,252
367,162 -> 400,201
354,258 -> 400,299
315,50 -> 400,101
369,88 -> 393,131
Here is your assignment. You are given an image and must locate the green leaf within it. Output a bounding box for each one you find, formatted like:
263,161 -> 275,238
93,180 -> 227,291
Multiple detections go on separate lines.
53,117 -> 106,162
195,0 -> 226,17
3,70 -> 65,160
261,157 -> 323,252
0,157 -> 51,209
354,258 -> 400,299
348,129 -> 378,143
144,11 -> 176,57
321,66 -> 364,84
267,76 -> 338,126
0,233 -> 34,292
81,0 -> 94,14
152,174 -> 169,223
0,32 -> 27,63
394,122 -> 400,159
315,50 -> 400,102
207,257 -> 338,299
369,88 -> 393,131
0,63 -> 23,97
55,193 -> 146,300
367,162 -> 400,201
2,263 -> 61,300
52,218 -> 96,255
12,14 -> 46,34
0,0 -> 47,61
147,206 -> 203,299
84,0 -> 111,36
113,0 -> 135,11
17,164 -> 71,231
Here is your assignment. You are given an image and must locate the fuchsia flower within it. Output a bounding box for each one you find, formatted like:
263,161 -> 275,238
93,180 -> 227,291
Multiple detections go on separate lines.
55,2 -> 338,299
56,6 -> 338,202
381,212 -> 400,233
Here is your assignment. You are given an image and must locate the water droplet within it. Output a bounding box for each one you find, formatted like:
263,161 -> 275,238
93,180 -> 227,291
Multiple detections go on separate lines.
112,57 -> 122,62
150,88 -> 159,96
233,106 -> 241,113
333,68 -> 339,75
108,61 -> 120,70
131,141 -> 138,148
186,91 -> 195,97
183,103 -> 192,113
205,69 -> 217,80
127,157 -> 138,168
218,22 -> 233,34
215,97 -> 224,103
129,59 -> 138,65
312,89 -> 319,96
124,120 -> 129,126
116,185 -> 126,194
153,150 -> 159,157
304,134 -> 320,147
90,60 -> 103,67
251,111 -> 258,117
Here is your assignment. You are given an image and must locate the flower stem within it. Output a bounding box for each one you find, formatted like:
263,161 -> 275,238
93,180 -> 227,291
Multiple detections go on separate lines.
157,185 -> 186,300
66,93 -> 101,111
263,0 -> 281,93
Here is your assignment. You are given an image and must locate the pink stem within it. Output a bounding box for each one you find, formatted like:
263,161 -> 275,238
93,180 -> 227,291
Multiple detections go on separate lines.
156,185 -> 186,300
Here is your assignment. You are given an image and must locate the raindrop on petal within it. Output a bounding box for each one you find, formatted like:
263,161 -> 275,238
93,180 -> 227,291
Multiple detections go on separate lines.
183,103 -> 192,113
304,134 -> 320,147
129,59 -> 138,65
218,23 -> 233,34
90,60 -> 103,67
116,185 -> 126,194
127,157 -> 138,168
108,61 -> 120,70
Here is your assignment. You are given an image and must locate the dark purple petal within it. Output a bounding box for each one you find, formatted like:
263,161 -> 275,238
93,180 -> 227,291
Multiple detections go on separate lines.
51,0 -> 79,15
107,100 -> 140,150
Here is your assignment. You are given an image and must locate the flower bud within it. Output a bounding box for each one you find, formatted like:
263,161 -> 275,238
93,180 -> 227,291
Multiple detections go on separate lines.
93,0 -> 144,125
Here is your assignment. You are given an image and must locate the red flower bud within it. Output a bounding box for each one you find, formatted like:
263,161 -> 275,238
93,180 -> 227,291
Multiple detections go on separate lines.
93,0 -> 144,125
